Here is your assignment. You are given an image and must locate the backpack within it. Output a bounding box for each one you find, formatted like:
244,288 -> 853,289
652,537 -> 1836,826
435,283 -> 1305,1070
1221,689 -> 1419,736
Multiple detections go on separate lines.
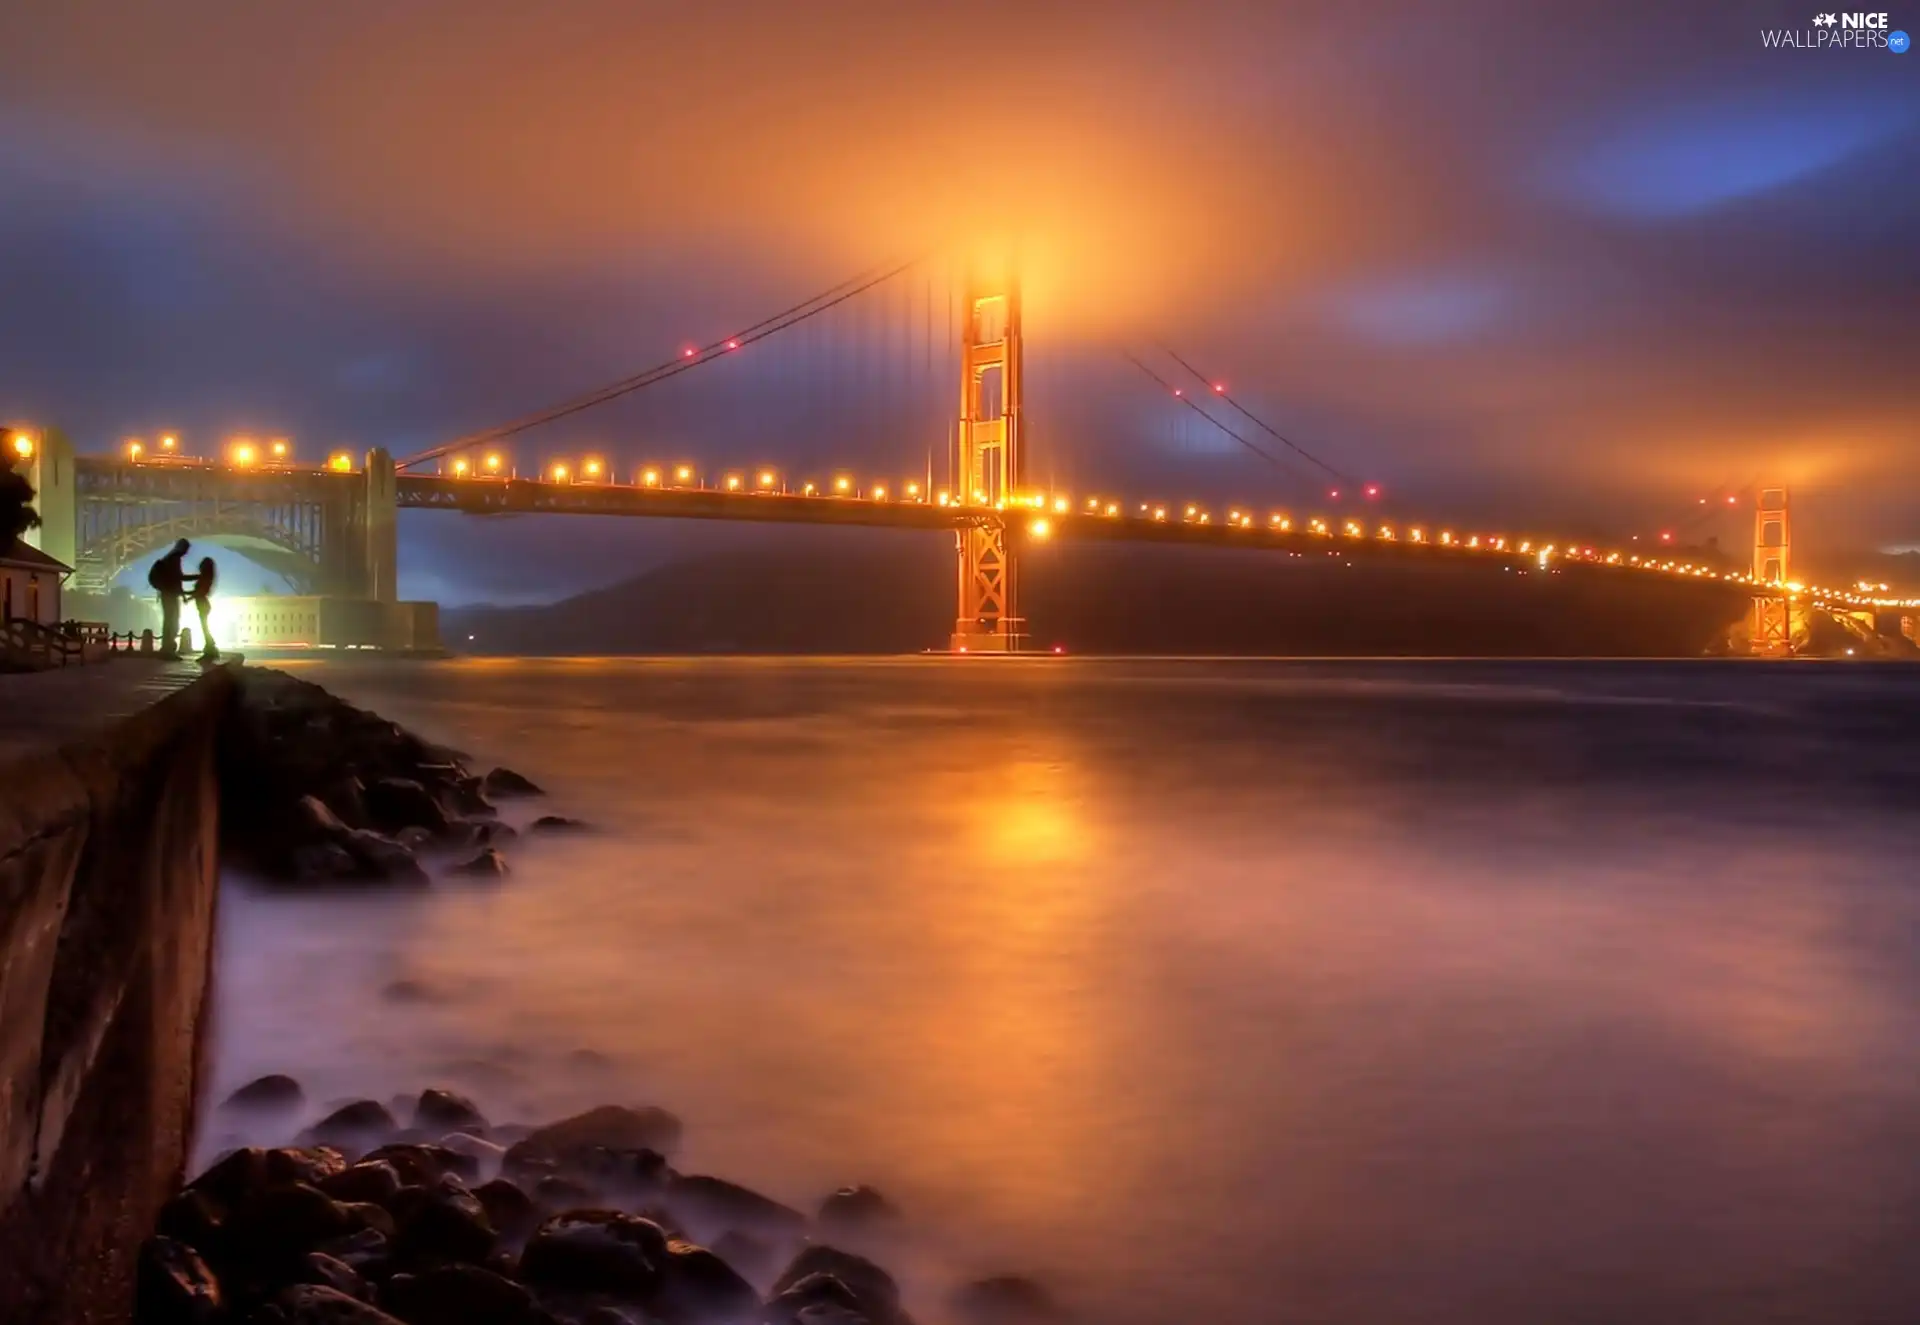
147,558 -> 168,591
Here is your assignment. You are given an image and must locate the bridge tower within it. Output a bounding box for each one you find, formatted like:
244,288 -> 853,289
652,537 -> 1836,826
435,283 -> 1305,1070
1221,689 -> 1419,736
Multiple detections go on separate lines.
951,258 -> 1025,652
1751,486 -> 1792,656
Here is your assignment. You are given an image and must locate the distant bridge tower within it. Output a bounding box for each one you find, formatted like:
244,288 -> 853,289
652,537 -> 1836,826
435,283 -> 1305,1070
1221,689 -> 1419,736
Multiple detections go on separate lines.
1752,486 -> 1792,656
951,258 -> 1025,652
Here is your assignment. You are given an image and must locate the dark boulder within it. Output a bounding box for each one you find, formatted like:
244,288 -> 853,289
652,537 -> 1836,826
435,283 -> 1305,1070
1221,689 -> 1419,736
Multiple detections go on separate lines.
440,1132 -> 507,1173
666,1173 -> 806,1245
321,1161 -> 405,1207
444,777 -> 500,818
655,1239 -> 761,1324
817,1184 -> 900,1237
292,841 -> 361,882
314,1228 -> 393,1282
342,1202 -> 399,1239
221,1073 -> 306,1115
518,1210 -> 670,1298
450,847 -> 511,878
188,1147 -> 270,1210
341,829 -> 430,885
389,1177 -> 497,1266
363,1142 -> 481,1185
473,820 -> 519,847
413,1088 -> 488,1134
157,1188 -> 225,1256
473,1179 -> 540,1243
535,1174 -> 602,1210
298,1251 -> 373,1301
321,775 -> 371,829
505,1107 -> 683,1175
226,1183 -> 358,1274
267,1146 -> 351,1188
951,1275 -> 1063,1323
136,1236 -> 223,1325
766,1271 -> 865,1325
279,1283 -> 409,1324
483,767 -> 545,798
397,826 -> 437,852
382,1264 -> 539,1325
306,1100 -> 400,1151
365,777 -> 453,835
530,815 -> 590,834
293,794 -> 349,841
771,1246 -> 904,1325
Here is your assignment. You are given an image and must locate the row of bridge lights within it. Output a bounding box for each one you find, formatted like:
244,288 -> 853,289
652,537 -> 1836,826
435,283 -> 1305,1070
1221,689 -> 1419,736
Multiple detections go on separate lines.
414,457 -> 1920,607
111,434 -> 365,475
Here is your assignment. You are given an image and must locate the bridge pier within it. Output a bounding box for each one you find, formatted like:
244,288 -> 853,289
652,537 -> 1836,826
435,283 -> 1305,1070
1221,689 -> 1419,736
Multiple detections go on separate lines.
950,258 -> 1026,653
21,426 -> 77,570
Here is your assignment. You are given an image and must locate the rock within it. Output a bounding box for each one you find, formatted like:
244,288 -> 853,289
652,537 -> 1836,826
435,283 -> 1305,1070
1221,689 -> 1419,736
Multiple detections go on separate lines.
382,980 -> 437,1004
315,1228 -> 393,1281
222,1073 -> 306,1114
530,815 -> 589,834
299,1251 -> 373,1301
363,1142 -> 481,1185
341,829 -> 431,885
816,1185 -> 900,1237
342,1202 -> 398,1239
382,1264 -> 540,1325
506,1107 -> 684,1175
365,777 -> 454,835
307,1100 -> 400,1151
473,1179 -> 539,1243
535,1174 -> 601,1209
440,1132 -> 507,1173
189,1146 -> 270,1210
766,1272 -> 865,1325
483,767 -> 544,798
136,1235 -> 223,1324
414,1089 -> 489,1134
518,1210 -> 670,1298
397,826 -> 437,852
267,1146 -> 351,1188
157,1188 -> 225,1256
450,848 -> 510,878
389,1177 -> 497,1266
656,1239 -> 761,1324
292,841 -> 361,882
473,821 -> 519,847
226,1183 -> 358,1273
321,775 -> 371,829
771,1247 -> 903,1325
321,1161 -> 405,1206
951,1275 -> 1062,1323
444,777 -> 500,819
279,1284 -> 408,1324
666,1173 -> 807,1245
294,794 -> 349,840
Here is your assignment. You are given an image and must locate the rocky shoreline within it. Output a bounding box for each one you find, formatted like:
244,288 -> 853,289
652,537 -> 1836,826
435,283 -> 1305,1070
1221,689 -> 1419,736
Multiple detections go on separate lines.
218,667 -> 576,886
141,1082 -> 1057,1325
175,669 -> 1057,1323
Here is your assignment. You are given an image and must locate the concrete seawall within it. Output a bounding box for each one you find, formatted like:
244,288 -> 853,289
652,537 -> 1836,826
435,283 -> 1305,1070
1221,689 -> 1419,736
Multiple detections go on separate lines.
0,667 -> 235,1323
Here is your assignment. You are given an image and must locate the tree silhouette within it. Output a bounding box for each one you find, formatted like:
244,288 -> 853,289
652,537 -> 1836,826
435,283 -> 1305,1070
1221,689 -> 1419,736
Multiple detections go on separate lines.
0,448 -> 39,549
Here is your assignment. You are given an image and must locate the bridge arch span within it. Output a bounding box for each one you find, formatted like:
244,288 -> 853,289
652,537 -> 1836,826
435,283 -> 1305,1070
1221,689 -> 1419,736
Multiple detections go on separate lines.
78,513 -> 325,596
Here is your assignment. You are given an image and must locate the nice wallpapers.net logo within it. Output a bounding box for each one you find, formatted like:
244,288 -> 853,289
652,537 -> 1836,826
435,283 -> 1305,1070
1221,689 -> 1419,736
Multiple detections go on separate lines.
1763,11 -> 1910,49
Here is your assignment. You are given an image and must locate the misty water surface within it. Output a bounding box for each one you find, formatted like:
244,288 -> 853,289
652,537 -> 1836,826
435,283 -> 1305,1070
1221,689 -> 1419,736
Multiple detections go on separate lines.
204,658 -> 1920,1324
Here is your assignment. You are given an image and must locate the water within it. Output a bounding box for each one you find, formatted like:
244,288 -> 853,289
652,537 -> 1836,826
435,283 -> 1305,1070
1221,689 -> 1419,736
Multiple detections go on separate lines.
206,658 -> 1920,1323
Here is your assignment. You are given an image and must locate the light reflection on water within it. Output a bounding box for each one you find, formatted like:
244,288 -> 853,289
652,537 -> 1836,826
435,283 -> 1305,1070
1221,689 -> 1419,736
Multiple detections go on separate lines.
206,658 -> 1920,1323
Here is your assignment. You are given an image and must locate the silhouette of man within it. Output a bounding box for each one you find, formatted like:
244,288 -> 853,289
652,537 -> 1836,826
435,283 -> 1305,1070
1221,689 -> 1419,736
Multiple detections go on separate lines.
149,538 -> 191,659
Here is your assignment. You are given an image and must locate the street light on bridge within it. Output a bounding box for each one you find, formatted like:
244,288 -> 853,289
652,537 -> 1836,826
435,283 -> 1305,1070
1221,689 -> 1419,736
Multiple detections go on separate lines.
452,458 -> 470,477
551,462 -> 570,482
485,453 -> 503,474
329,452 -> 353,472
125,439 -> 144,461
641,467 -> 660,487
230,442 -> 258,467
159,435 -> 177,452
270,438 -> 289,461
583,458 -> 604,480
11,433 -> 33,459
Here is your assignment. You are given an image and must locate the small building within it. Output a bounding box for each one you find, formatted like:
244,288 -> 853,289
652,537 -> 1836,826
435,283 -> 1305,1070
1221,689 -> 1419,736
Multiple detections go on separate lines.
1,538 -> 71,626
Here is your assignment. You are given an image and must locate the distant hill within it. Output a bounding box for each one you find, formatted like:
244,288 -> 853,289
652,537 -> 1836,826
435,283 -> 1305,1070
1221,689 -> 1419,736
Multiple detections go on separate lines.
446,529 -> 1757,657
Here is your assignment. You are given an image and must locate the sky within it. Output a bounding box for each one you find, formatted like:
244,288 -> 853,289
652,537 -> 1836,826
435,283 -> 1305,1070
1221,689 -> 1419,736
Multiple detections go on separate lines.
1,0 -> 1916,603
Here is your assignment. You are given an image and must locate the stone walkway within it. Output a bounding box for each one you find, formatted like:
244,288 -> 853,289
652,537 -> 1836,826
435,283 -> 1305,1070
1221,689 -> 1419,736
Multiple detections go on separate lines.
0,658 -> 214,765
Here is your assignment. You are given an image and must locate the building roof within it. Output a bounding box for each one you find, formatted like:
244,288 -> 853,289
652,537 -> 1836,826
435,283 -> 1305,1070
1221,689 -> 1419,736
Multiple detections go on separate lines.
1,538 -> 72,575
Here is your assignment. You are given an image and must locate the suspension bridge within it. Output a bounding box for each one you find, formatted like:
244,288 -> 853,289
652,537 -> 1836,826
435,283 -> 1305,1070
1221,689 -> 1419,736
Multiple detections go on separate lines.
10,252 -> 1916,656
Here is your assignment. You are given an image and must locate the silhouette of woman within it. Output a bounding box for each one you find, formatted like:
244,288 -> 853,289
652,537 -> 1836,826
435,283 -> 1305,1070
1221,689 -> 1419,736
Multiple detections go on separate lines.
187,555 -> 220,662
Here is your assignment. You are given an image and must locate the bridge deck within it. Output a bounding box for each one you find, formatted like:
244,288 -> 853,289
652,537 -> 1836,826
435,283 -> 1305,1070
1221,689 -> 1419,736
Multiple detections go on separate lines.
0,660 -> 211,766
